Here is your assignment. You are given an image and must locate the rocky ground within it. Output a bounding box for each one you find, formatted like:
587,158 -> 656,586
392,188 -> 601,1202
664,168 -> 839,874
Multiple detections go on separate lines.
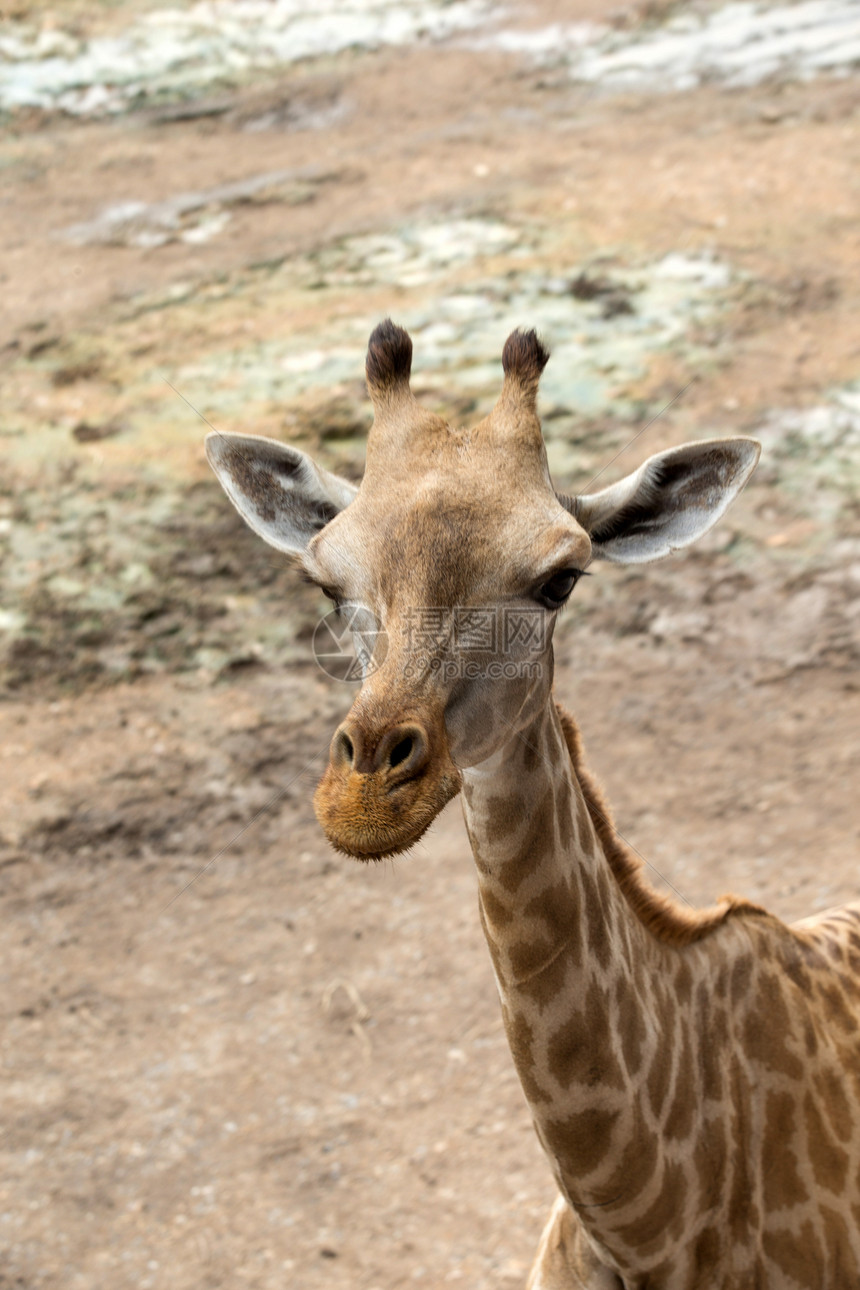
0,1 -> 858,1287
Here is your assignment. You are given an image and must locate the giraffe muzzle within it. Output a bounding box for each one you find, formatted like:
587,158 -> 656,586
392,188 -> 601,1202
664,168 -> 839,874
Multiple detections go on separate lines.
313,713 -> 462,860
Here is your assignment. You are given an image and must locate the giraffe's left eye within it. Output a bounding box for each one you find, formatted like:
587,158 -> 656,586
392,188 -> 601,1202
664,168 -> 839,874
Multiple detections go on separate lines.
537,569 -> 582,609
299,569 -> 342,605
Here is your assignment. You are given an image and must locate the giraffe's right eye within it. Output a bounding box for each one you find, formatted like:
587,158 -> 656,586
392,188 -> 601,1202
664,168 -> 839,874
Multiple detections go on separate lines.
537,569 -> 583,609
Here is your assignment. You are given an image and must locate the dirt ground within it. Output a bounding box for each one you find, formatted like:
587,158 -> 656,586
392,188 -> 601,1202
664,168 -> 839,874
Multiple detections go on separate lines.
1,3 -> 859,1288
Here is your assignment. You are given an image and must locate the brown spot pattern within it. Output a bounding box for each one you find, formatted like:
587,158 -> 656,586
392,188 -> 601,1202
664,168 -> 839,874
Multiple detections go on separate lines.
821,1204 -> 856,1279
664,1029 -> 696,1141
603,1103 -> 659,1200
813,1064 -> 853,1143
696,985 -> 727,1102
504,1007 -> 551,1106
694,1115 -> 728,1206
742,972 -> 804,1080
547,1104 -> 621,1178
508,933 -> 570,984
547,979 -> 626,1093
646,1038 -> 673,1121
819,981 -> 859,1034
479,884 -> 514,932
616,979 -> 647,1078
523,878 -> 580,961
497,784 -> 555,892
482,792 -> 526,845
614,1159 -> 686,1249
692,1224 -> 720,1273
674,958 -> 693,1005
762,1218 -> 824,1285
804,1091 -> 849,1193
762,1090 -> 809,1212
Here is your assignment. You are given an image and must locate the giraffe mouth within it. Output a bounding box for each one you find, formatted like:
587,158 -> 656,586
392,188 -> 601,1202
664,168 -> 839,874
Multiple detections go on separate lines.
313,762 -> 462,860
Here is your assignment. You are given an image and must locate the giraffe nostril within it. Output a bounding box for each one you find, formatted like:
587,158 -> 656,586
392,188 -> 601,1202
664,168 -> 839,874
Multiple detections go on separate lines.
389,736 -> 414,769
332,721 -> 430,779
376,723 -> 429,781
331,725 -> 358,772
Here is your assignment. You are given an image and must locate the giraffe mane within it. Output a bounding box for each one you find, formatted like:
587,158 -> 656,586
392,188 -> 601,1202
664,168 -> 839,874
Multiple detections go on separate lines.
555,702 -> 767,947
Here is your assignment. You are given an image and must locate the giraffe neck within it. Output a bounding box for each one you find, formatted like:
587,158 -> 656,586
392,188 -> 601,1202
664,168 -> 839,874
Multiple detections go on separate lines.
460,699 -> 718,1276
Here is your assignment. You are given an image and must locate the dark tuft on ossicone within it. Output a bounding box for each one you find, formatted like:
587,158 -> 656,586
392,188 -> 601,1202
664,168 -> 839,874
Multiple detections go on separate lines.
366,319 -> 413,394
502,328 -> 550,390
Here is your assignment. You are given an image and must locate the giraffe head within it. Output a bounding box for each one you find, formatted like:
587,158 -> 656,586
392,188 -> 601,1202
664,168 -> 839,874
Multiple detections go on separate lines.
206,321 -> 759,860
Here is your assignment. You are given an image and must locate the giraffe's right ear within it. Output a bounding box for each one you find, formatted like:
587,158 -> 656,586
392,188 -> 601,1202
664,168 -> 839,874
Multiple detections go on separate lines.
205,432 -> 358,556
560,438 -> 760,564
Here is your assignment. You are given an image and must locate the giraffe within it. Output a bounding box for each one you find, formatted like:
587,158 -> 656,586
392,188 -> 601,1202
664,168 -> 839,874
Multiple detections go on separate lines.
206,321 -> 860,1288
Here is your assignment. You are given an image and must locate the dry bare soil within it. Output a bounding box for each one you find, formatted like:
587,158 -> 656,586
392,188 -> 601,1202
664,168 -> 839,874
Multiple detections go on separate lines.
1,2 -> 859,1287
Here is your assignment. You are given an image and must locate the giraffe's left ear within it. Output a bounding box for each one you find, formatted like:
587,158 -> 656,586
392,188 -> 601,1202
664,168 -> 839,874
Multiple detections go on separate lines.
561,438 -> 760,564
205,431 -> 358,556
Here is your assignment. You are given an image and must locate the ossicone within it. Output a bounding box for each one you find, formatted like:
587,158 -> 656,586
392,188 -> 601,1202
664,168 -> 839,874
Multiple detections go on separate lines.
501,328 -> 550,407
366,319 -> 413,401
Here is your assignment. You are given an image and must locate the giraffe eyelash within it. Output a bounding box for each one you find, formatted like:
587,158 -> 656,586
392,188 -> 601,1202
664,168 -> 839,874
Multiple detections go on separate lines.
299,569 -> 342,603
